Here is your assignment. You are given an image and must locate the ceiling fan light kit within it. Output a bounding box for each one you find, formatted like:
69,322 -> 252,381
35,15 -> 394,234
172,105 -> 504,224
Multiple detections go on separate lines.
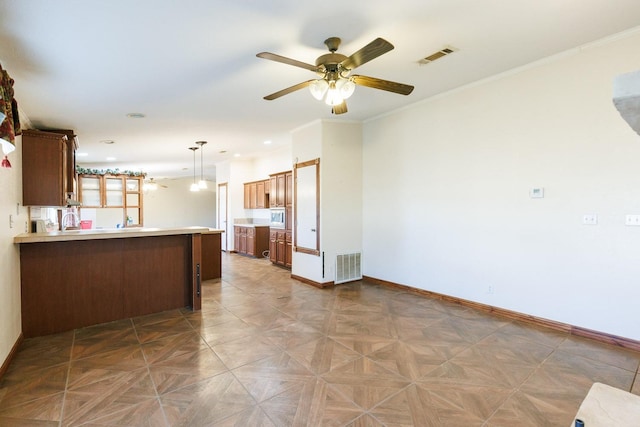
195,140 -> 208,189
188,146 -> 200,192
257,37 -> 414,114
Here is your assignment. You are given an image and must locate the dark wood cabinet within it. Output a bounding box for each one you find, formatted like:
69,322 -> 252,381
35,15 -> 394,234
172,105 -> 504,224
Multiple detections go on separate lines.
22,129 -> 74,206
269,230 -> 277,264
201,232 -> 222,280
45,129 -> 79,201
246,227 -> 256,256
270,229 -> 292,268
19,233 -> 203,337
285,231 -> 292,268
235,226 -> 246,254
234,225 -> 269,258
267,170 -> 293,268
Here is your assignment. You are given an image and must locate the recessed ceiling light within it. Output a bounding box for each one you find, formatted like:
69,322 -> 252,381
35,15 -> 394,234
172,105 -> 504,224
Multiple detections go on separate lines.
263,140 -> 272,145
126,113 -> 146,118
234,153 -> 241,157
76,152 -> 89,157
106,157 -> 116,161
100,140 -> 115,145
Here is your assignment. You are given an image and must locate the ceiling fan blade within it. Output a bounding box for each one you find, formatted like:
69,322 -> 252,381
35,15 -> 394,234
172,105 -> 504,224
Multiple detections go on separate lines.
352,75 -> 414,95
264,80 -> 315,100
331,101 -> 348,115
341,38 -> 394,70
256,52 -> 318,71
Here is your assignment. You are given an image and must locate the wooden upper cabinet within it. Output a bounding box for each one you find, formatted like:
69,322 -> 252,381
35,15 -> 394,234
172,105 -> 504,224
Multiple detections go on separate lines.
125,178 -> 142,226
244,183 -> 251,209
243,179 -> 269,209
78,174 -> 143,227
104,176 -> 124,207
21,129 -> 70,207
285,171 -> 293,207
78,175 -> 102,207
268,170 -> 292,208
45,129 -> 79,200
269,176 -> 277,206
276,174 -> 286,207
256,180 -> 266,209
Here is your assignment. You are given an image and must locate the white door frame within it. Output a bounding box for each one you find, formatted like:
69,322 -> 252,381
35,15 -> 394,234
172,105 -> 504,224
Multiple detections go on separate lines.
217,182 -> 228,251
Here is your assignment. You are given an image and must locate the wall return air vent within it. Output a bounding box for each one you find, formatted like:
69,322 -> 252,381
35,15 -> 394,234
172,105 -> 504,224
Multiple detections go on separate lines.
418,46 -> 457,65
335,252 -> 362,284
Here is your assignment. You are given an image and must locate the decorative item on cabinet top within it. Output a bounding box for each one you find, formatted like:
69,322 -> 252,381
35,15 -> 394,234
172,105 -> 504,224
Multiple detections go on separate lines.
76,166 -> 147,177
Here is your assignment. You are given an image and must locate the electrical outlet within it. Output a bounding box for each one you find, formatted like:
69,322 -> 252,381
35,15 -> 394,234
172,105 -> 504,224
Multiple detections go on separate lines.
487,285 -> 494,294
9,214 -> 14,228
625,214 -> 640,226
582,214 -> 598,225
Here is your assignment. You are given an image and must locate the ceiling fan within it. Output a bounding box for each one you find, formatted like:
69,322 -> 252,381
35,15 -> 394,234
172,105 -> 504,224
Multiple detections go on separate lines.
143,178 -> 167,190
257,37 -> 414,114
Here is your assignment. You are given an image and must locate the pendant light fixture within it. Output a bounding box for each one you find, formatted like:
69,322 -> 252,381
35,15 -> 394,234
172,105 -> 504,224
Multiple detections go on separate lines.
188,146 -> 200,192
195,140 -> 207,189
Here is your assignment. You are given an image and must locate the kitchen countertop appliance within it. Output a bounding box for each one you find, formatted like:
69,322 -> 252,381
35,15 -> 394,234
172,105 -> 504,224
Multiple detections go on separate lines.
270,208 -> 285,229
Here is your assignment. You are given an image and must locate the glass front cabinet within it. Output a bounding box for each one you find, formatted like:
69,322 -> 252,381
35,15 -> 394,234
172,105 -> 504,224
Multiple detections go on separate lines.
78,174 -> 143,227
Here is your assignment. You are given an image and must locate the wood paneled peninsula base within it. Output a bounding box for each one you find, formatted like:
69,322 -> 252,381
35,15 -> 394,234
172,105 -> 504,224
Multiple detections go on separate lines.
14,227 -> 222,338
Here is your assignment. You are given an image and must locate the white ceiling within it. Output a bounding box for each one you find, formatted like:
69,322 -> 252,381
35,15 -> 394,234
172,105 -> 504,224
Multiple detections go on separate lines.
2,0 -> 640,181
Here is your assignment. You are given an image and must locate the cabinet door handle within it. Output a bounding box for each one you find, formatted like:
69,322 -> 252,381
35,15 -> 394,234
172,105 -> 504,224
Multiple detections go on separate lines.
196,263 -> 201,297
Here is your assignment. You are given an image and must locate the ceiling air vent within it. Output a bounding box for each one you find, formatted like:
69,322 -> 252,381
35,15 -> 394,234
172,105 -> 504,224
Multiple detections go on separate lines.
418,46 -> 457,65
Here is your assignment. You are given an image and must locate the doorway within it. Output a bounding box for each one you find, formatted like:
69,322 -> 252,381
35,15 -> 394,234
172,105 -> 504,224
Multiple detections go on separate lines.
218,182 -> 228,251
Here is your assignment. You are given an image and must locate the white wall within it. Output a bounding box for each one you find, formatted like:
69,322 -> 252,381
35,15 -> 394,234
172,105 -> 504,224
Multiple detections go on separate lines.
291,120 -> 363,284
0,135 -> 29,366
363,30 -> 640,340
215,147 -> 293,251
291,121 -> 323,281
320,121 -> 363,282
143,177 -> 216,227
251,145 -> 293,222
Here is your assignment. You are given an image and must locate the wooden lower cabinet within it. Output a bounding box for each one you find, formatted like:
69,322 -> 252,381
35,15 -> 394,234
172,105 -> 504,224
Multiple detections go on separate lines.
269,229 -> 292,268
285,231 -> 292,268
201,232 -> 222,280
234,225 -> 269,258
19,234 -> 203,337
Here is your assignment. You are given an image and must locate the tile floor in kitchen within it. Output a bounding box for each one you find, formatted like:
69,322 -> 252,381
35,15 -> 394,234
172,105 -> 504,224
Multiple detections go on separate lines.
1,252 -> 639,426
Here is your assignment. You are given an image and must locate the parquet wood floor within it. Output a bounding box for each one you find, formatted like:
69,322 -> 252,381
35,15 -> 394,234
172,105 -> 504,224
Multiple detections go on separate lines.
1,252 -> 639,426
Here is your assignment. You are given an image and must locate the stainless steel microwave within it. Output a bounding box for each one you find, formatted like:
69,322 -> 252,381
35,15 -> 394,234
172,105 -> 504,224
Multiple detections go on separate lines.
270,208 -> 285,229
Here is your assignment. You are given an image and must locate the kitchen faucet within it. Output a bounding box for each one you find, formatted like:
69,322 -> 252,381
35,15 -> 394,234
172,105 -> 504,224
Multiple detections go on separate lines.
61,211 -> 80,231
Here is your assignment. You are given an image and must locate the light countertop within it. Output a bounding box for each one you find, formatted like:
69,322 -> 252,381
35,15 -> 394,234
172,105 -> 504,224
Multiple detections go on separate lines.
571,382 -> 640,426
14,227 -> 223,244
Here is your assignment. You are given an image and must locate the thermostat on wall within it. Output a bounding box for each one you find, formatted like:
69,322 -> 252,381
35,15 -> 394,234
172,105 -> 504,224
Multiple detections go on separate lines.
530,188 -> 544,198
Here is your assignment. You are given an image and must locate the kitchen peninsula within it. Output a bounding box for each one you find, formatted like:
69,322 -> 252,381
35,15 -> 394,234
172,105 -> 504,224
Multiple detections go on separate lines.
14,227 -> 222,337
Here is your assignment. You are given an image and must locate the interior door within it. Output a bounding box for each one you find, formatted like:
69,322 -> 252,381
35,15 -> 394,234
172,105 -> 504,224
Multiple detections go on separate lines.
218,182 -> 228,251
